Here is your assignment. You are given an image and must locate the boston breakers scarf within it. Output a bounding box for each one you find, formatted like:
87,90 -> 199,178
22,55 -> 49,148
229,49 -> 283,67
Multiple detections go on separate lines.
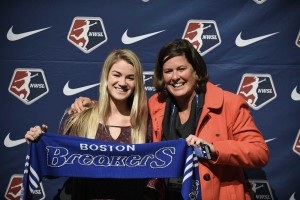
22,133 -> 201,200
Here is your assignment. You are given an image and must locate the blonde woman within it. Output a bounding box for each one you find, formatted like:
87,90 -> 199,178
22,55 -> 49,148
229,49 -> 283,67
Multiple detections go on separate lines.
63,49 -> 148,144
25,49 -> 161,199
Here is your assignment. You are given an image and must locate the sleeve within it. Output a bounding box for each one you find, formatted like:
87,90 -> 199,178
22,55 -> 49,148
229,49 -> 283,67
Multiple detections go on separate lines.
211,95 -> 270,168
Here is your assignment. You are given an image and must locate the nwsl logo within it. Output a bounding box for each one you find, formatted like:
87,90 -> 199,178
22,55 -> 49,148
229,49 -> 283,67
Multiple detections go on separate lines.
237,74 -> 277,110
143,71 -> 156,97
67,17 -> 108,53
182,20 -> 221,56
8,68 -> 49,105
5,174 -> 45,200
293,129 -> 300,156
248,180 -> 273,200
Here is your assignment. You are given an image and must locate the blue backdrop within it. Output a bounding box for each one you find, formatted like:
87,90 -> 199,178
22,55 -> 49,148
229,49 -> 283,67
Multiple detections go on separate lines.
1,0 -> 299,199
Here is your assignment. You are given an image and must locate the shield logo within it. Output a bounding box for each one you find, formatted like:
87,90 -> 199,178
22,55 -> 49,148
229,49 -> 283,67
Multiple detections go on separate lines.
182,20 -> 221,56
293,129 -> 300,156
237,74 -> 277,110
8,68 -> 49,105
67,17 -> 108,53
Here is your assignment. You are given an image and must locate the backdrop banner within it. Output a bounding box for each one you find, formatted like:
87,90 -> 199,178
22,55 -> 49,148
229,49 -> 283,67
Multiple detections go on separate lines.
1,0 -> 299,199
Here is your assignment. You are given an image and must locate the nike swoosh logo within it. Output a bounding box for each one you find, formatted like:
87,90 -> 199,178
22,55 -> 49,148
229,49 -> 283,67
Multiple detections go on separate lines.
235,31 -> 279,47
289,192 -> 295,200
7,26 -> 51,41
291,86 -> 300,101
265,138 -> 276,143
4,132 -> 26,148
122,29 -> 165,44
63,81 -> 100,96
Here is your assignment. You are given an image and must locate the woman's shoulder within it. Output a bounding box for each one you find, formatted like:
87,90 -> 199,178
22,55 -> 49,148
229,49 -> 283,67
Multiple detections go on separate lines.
148,93 -> 166,111
205,82 -> 247,109
148,93 -> 159,102
149,93 -> 168,104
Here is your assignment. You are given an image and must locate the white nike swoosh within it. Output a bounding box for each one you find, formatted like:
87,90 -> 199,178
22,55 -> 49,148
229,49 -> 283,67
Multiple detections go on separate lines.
289,192 -> 295,200
291,86 -> 300,101
4,132 -> 26,148
7,26 -> 51,41
265,138 -> 276,143
235,31 -> 279,47
63,81 -> 100,96
122,29 -> 165,44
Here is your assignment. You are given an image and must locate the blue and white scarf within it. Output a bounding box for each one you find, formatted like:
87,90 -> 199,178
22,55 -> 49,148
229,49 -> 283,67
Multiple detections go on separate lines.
22,133 -> 201,200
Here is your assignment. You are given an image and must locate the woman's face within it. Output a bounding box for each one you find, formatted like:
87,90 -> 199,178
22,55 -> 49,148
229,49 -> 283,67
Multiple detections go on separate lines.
107,60 -> 135,102
162,55 -> 197,101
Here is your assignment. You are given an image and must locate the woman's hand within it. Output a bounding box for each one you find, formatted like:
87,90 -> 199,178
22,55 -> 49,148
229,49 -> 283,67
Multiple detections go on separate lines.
68,96 -> 94,114
25,124 -> 48,143
186,134 -> 216,154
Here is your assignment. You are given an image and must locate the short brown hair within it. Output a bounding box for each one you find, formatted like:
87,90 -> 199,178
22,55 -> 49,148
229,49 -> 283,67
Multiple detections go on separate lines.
153,39 -> 208,97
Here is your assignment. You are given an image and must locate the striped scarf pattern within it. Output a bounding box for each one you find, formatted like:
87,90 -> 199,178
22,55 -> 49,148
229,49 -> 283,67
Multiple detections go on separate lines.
22,133 -> 201,200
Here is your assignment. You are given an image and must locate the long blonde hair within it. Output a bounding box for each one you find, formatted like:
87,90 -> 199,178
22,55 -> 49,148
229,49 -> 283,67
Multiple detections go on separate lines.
64,49 -> 148,144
